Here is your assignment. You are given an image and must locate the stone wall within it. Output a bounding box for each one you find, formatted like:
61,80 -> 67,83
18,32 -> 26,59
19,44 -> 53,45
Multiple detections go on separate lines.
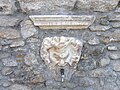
0,0 -> 120,90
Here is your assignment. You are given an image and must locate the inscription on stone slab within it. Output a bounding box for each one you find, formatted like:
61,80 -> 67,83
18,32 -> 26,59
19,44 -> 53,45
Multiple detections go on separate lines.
29,15 -> 95,29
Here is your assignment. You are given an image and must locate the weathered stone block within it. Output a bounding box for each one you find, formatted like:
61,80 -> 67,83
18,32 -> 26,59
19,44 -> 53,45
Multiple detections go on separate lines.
111,22 -> 120,28
99,57 -> 110,67
24,52 -> 38,66
89,25 -> 111,32
10,40 -> 25,47
109,51 -> 120,60
0,28 -> 20,39
76,0 -> 119,12
88,37 -> 100,45
109,15 -> 120,21
78,77 -> 96,87
0,0 -> 15,14
2,57 -> 18,66
115,8 -> 120,13
107,46 -> 118,51
110,30 -> 120,42
18,0 -> 76,13
0,16 -> 19,26
9,84 -> 31,90
30,15 -> 95,29
2,67 -> 13,76
112,61 -> 120,71
100,30 -> 120,43
21,20 -> 38,39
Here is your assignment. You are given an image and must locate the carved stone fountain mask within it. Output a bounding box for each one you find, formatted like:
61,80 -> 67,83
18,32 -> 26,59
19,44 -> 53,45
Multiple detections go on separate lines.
40,36 -> 83,81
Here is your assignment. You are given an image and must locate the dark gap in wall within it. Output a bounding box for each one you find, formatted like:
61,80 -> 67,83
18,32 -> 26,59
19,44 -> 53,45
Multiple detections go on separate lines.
15,0 -> 22,13
118,1 -> 120,7
0,7 -> 3,11
72,0 -> 78,11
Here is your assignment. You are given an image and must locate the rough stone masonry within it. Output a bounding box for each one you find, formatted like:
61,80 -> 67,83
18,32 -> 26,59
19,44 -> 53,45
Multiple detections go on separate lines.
0,0 -> 120,90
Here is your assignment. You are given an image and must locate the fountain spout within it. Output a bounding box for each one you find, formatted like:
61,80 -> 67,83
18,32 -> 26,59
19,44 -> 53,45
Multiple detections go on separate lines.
60,69 -> 64,82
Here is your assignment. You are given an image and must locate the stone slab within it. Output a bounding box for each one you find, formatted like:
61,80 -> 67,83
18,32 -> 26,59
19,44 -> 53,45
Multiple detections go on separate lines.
0,0 -> 15,14
76,0 -> 119,12
29,15 -> 95,29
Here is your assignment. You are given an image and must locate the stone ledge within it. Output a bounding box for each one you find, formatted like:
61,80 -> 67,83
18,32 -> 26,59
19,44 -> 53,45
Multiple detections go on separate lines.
29,15 -> 95,29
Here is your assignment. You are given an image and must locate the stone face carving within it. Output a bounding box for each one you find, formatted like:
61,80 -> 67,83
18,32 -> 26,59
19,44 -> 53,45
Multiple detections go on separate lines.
29,15 -> 95,29
41,36 -> 83,68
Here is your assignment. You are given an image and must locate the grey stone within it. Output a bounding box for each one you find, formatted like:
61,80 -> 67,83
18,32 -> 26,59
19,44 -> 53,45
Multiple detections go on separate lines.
60,87 -> 71,90
90,68 -> 117,82
10,40 -> 25,47
26,37 -> 39,43
0,45 -> 2,50
2,67 -> 13,75
9,84 -> 31,90
0,52 -> 11,59
0,0 -> 15,14
0,16 -> 20,26
115,8 -> 120,13
2,46 -> 10,51
112,61 -> 120,71
0,87 -> 9,90
100,57 -> 110,67
89,25 -> 111,32
0,39 -> 13,45
0,28 -> 20,39
109,51 -> 120,60
100,18 -> 109,25
2,81 -> 11,87
64,82 -> 77,89
74,71 -> 87,77
2,57 -> 18,66
111,22 -> 120,28
107,46 -> 118,51
21,20 -> 38,39
100,29 -> 120,42
0,62 -> 3,70
29,74 -> 45,84
46,80 -> 61,88
110,30 -> 120,42
109,15 -> 120,21
100,36 -> 110,44
103,82 -> 119,90
88,37 -> 100,45
104,69 -> 117,82
78,77 -> 96,87
73,86 -> 85,90
116,78 -> 120,86
14,47 -> 28,52
24,52 -> 38,66
18,0 -> 76,13
76,0 -> 119,12
89,69 -> 105,77
77,59 -> 97,71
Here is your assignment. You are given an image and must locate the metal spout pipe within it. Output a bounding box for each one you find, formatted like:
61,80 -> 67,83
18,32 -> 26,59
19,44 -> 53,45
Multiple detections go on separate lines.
60,69 -> 64,82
